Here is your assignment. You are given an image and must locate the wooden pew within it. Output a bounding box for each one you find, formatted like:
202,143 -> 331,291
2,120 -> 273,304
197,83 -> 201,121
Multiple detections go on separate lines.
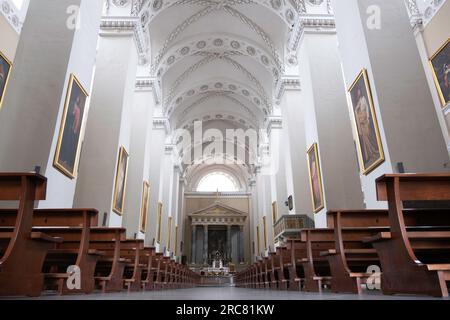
0,173 -> 62,297
300,229 -> 334,292
266,251 -> 279,289
153,252 -> 164,290
261,256 -> 271,289
140,247 -> 156,290
286,240 -> 307,291
324,210 -> 389,294
121,239 -> 145,292
272,246 -> 291,290
32,208 -> 100,294
256,259 -> 266,289
365,173 -> 450,297
89,227 -> 127,293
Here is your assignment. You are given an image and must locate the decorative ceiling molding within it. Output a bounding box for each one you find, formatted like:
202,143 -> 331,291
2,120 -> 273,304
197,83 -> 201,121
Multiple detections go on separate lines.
1,0 -> 27,33
177,110 -> 257,132
139,0 -> 298,30
152,32 -> 282,80
174,92 -> 260,126
165,78 -> 269,116
150,3 -> 283,73
163,53 -> 271,109
405,0 -> 447,29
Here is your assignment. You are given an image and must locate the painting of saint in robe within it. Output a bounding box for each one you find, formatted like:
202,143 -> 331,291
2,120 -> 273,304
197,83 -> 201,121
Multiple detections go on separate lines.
113,147 -> 129,215
307,143 -> 324,213
140,181 -> 150,233
349,69 -> 385,175
0,51 -> 12,110
430,38 -> 450,107
53,74 -> 88,178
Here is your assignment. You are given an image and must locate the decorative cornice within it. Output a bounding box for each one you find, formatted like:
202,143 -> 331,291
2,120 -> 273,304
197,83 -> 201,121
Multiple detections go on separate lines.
153,117 -> 171,133
100,16 -> 137,33
135,76 -> 161,104
266,116 -> 283,135
276,76 -> 301,102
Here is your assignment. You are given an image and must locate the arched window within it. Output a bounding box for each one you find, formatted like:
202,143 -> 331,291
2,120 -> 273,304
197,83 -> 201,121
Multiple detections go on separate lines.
197,172 -> 239,192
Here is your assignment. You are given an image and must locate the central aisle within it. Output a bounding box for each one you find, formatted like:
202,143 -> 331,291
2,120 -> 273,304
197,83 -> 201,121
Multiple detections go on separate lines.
17,287 -> 440,300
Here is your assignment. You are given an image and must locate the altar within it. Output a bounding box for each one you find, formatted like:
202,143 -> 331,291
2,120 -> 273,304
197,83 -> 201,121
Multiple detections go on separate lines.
188,201 -> 248,266
202,251 -> 230,276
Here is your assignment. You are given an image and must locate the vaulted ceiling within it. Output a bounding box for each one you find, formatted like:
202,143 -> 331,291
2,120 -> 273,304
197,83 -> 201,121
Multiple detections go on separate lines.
139,0 -> 304,132
129,0 -> 334,186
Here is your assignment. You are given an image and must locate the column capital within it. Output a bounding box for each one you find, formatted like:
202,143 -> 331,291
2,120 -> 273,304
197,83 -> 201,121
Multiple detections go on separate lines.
135,76 -> 161,104
266,116 -> 283,136
153,117 -> 170,133
275,76 -> 301,102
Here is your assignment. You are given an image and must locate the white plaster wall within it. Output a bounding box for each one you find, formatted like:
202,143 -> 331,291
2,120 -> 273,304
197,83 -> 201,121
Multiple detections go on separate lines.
282,88 -> 314,220
146,122 -> 167,248
297,40 -> 329,226
74,33 -> 138,226
332,0 -> 393,208
300,33 -> 365,227
122,88 -> 155,239
42,0 -> 103,208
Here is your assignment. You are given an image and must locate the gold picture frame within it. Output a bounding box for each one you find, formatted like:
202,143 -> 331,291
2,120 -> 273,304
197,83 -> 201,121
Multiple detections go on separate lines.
157,202 -> 163,243
53,74 -> 89,179
174,225 -> 179,256
271,201 -> 278,223
112,146 -> 129,215
348,69 -> 385,175
256,225 -> 260,255
140,181 -> 150,233
307,143 -> 325,214
262,216 -> 268,250
167,216 -> 173,250
0,50 -> 12,110
429,38 -> 450,108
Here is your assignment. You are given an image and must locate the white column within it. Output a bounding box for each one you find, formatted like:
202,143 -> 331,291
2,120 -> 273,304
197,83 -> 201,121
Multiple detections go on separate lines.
0,0 -> 102,207
267,117 -> 289,219
122,78 -> 156,239
168,164 -> 181,254
294,31 -> 365,227
146,116 -> 168,250
249,178 -> 258,260
74,14 -> 139,226
177,177 -> 186,261
332,0 -> 449,207
159,145 -> 175,252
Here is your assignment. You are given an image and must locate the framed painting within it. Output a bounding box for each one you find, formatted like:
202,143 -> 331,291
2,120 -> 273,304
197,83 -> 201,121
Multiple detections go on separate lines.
174,225 -> 179,256
307,143 -> 325,213
140,181 -> 150,233
430,38 -> 450,108
349,69 -> 385,175
256,225 -> 260,255
157,202 -> 163,243
0,50 -> 12,110
53,74 -> 89,178
167,216 -> 173,250
112,146 -> 129,215
271,201 -> 278,223
262,216 -> 267,251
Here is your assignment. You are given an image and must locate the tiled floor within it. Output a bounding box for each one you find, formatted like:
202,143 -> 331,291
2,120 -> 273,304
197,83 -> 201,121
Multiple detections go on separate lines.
8,287 -> 446,300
